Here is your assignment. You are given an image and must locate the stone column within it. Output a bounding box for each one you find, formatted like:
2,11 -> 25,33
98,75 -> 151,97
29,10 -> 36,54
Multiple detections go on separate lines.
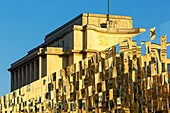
11,72 -> 14,91
25,65 -> 28,85
34,61 -> 37,81
20,69 -> 23,88
18,70 -> 20,88
14,72 -> 17,90
15,70 -> 19,89
39,56 -> 42,79
30,62 -> 33,82
27,64 -> 30,84
22,67 -> 24,87
34,60 -> 38,81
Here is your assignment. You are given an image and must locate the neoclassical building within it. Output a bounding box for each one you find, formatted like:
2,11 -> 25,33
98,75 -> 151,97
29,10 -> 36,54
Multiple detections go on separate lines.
2,13 -> 170,113
8,13 -> 144,91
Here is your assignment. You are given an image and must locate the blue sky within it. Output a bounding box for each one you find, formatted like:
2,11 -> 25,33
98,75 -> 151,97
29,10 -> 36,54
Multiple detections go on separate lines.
0,0 -> 170,96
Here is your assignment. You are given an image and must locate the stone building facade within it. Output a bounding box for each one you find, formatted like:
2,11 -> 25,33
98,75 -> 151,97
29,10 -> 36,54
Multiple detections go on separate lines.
8,13 -> 144,91
1,13 -> 170,113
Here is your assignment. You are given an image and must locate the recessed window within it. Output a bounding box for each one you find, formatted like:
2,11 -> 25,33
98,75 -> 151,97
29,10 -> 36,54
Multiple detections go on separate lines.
62,41 -> 64,47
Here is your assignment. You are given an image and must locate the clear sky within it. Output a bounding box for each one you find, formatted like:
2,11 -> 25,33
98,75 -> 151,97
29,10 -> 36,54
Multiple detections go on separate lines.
0,0 -> 170,96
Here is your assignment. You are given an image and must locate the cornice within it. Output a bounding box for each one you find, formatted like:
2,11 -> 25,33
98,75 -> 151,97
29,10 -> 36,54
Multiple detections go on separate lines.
83,24 -> 146,34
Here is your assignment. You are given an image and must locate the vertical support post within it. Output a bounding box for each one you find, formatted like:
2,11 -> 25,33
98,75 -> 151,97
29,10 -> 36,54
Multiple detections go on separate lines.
26,65 -> 28,85
18,70 -> 20,88
30,62 -> 33,82
22,67 -> 24,86
11,72 -> 14,91
39,56 -> 42,79
14,72 -> 17,90
34,60 -> 37,81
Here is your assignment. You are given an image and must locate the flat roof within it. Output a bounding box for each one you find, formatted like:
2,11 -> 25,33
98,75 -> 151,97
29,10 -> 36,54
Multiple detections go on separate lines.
45,13 -> 132,39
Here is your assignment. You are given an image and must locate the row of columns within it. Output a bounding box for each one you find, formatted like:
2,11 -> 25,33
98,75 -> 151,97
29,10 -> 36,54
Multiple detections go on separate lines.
11,56 -> 43,91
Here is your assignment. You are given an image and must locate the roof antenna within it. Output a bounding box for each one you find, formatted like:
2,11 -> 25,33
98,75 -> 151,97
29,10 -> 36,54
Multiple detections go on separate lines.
107,0 -> 110,21
106,0 -> 113,29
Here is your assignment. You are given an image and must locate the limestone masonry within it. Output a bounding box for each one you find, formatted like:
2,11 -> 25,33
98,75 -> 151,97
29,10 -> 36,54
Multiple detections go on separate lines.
0,13 -> 169,112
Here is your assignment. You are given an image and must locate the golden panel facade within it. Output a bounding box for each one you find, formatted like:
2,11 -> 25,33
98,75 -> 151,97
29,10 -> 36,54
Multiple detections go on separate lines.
0,27 -> 170,113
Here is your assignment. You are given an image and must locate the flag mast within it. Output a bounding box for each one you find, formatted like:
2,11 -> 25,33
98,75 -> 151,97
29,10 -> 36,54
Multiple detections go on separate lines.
107,0 -> 110,21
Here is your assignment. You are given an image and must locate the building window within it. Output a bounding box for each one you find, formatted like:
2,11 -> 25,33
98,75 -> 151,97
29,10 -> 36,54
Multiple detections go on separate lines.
62,41 -> 64,47
168,64 -> 170,75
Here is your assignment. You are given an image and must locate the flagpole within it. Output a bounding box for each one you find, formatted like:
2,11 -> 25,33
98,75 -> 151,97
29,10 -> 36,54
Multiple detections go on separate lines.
107,0 -> 110,21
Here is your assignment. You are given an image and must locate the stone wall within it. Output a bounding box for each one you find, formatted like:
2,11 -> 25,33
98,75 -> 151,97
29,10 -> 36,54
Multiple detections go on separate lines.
1,27 -> 170,112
